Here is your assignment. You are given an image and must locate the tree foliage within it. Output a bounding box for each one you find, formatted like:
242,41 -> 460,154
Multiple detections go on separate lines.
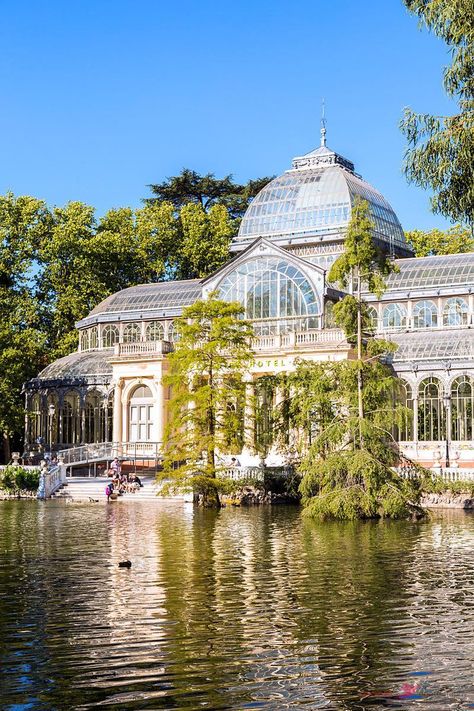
401,0 -> 474,225
146,168 -> 273,221
405,224 -> 474,256
0,194 -> 49,460
0,178 -> 250,460
159,294 -> 254,506
281,199 -> 425,520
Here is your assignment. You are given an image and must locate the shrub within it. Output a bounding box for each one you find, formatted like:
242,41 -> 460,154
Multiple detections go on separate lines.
0,465 -> 40,492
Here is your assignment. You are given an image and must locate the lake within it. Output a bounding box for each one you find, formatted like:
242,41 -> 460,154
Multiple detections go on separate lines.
1,500 -> 474,709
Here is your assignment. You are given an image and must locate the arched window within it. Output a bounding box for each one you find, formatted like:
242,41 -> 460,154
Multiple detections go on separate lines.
218,257 -> 320,332
366,305 -> 378,333
145,321 -> 164,341
418,377 -> 446,441
382,303 -> 407,330
413,300 -> 438,329
397,380 -> 413,441
325,301 -> 337,328
443,298 -> 469,327
30,393 -> 42,444
80,330 -> 89,351
84,391 -> 106,444
123,322 -> 141,343
61,391 -> 81,445
451,376 -> 473,441
46,393 -> 59,447
167,322 -> 180,342
129,384 -> 154,442
102,325 -> 119,348
89,327 -> 98,350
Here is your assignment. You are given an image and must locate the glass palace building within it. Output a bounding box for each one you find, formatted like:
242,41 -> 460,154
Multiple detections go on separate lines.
24,133 -> 474,470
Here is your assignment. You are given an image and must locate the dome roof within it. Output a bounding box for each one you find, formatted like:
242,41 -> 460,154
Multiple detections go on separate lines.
77,279 -> 202,327
37,350 -> 113,382
89,280 -> 202,317
235,141 -> 409,253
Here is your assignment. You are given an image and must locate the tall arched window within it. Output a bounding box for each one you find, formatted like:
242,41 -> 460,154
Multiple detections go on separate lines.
129,384 -> 154,442
30,393 -> 42,443
89,327 -> 98,349
102,325 -> 119,348
413,300 -> 438,329
145,321 -> 164,341
167,322 -> 180,342
61,391 -> 81,445
80,330 -> 89,351
84,391 -> 105,444
451,376 -> 473,441
123,323 -> 141,343
325,301 -> 337,328
46,393 -> 59,447
397,380 -> 414,441
382,303 -> 407,330
443,298 -> 469,327
218,257 -> 320,333
418,377 -> 446,441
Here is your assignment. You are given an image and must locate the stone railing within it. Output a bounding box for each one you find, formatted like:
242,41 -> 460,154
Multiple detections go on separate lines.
220,466 -> 264,481
253,329 -> 346,351
114,341 -> 173,358
397,466 -> 474,482
37,460 -> 67,499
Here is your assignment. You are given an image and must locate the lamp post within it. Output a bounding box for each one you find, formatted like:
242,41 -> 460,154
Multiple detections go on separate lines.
48,403 -> 56,453
443,392 -> 450,469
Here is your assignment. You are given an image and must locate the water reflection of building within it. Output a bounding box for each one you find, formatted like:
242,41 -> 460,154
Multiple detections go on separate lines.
25,127 -> 474,469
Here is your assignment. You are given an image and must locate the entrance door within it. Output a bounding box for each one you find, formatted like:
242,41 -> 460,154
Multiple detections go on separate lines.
129,385 -> 154,442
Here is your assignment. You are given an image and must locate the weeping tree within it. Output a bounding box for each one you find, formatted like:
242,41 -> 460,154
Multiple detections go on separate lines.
159,294 -> 254,507
401,0 -> 474,226
284,199 -> 424,520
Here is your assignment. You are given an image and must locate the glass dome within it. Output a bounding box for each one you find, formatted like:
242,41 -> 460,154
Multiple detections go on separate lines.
236,144 -> 408,252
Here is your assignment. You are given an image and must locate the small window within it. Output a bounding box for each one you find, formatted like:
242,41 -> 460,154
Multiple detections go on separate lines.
89,327 -> 98,349
413,300 -> 438,329
145,322 -> 164,341
382,303 -> 407,330
443,298 -> 468,327
102,325 -> 119,348
123,323 -> 141,343
80,330 -> 89,351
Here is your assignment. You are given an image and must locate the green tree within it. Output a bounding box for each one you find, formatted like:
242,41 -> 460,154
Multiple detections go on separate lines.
37,201 -> 179,357
0,194 -> 50,461
329,199 -> 393,438
286,199 -> 424,520
406,224 -> 474,255
177,203 -> 234,279
401,0 -> 474,225
159,294 -> 254,507
145,168 -> 273,221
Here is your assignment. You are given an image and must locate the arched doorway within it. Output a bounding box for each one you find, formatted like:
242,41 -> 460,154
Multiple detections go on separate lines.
129,384 -> 154,442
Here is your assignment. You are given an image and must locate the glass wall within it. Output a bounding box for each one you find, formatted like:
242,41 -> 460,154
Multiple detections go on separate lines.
418,377 -> 446,441
218,257 -> 320,334
451,376 -> 473,441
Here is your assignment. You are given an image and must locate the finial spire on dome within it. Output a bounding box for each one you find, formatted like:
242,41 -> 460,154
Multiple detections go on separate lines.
320,98 -> 327,147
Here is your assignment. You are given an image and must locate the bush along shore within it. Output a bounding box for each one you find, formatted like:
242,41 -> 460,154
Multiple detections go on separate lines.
219,472 -> 302,507
219,472 -> 474,510
0,465 -> 40,499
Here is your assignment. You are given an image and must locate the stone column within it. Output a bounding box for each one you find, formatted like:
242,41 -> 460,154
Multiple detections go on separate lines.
153,375 -> 165,448
112,379 -> 124,443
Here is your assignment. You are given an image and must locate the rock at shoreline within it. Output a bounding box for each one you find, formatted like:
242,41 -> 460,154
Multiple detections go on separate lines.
421,493 -> 474,510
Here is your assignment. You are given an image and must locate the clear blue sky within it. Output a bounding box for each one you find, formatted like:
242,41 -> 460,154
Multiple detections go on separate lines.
0,0 -> 455,231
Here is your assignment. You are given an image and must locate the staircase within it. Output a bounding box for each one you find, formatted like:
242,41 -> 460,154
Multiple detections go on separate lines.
51,475 -> 164,502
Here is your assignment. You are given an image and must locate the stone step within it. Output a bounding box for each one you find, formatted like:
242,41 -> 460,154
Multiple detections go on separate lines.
50,476 -> 166,502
